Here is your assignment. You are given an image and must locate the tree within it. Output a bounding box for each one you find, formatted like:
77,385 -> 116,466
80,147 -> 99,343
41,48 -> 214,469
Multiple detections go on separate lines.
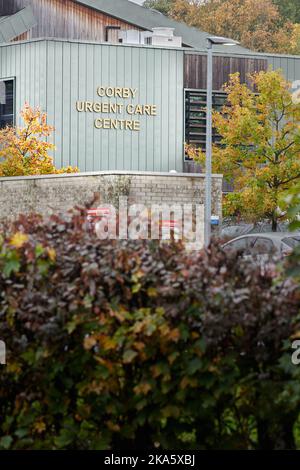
289,24 -> 300,55
273,0 -> 300,24
0,103 -> 78,177
186,70 -> 300,231
143,0 -> 176,15
171,0 -> 298,54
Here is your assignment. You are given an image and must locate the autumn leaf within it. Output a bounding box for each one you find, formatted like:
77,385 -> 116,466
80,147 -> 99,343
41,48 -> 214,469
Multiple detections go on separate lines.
33,420 -> 46,434
9,232 -> 28,248
180,376 -> 198,390
83,335 -> 97,351
168,328 -> 180,342
106,421 -> 121,432
123,349 -> 138,363
147,287 -> 158,297
134,382 -> 152,395
101,336 -> 117,351
47,248 -> 56,262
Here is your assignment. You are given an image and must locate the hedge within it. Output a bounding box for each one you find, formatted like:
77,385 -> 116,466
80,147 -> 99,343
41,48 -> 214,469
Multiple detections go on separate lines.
0,208 -> 300,450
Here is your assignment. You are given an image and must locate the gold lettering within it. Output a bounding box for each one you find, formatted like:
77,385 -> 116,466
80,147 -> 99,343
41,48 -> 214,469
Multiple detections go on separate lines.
96,87 -> 139,99
103,119 -> 111,129
97,87 -> 105,97
151,105 -> 157,116
93,102 -> 101,113
109,103 -> 117,114
106,87 -> 114,97
94,118 -> 102,129
135,105 -> 143,115
111,119 -> 118,129
93,118 -> 141,131
115,87 -> 123,98
133,120 -> 140,131
143,105 -> 151,116
126,104 -> 134,115
85,101 -> 93,112
76,101 -> 84,112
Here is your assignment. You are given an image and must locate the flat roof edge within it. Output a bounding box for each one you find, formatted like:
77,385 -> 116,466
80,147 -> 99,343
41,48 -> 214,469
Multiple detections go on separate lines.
1,37 -> 300,59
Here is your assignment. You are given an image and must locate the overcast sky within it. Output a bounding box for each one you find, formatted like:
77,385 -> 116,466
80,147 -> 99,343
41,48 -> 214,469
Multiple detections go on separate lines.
129,0 -> 144,5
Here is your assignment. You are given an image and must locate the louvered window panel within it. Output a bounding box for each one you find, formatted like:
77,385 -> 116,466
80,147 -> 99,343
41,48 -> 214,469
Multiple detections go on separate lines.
185,89 -> 226,160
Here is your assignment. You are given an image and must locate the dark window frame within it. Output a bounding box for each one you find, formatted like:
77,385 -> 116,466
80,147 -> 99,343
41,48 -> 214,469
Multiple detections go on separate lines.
0,77 -> 16,129
184,88 -> 227,162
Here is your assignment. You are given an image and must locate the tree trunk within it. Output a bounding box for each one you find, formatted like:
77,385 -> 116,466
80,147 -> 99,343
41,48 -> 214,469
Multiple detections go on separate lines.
271,216 -> 278,232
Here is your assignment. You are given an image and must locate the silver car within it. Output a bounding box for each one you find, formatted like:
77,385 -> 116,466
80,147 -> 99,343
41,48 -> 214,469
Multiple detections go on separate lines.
223,232 -> 300,261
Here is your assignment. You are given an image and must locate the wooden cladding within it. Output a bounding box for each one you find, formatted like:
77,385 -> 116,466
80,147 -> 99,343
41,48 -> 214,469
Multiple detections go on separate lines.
184,54 -> 268,90
8,0 -> 141,42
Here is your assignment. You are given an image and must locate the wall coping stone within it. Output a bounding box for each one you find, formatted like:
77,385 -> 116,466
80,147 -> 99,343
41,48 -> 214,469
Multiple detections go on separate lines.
0,171 -> 223,183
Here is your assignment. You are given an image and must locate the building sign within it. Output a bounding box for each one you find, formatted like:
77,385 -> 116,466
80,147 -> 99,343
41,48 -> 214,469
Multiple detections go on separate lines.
76,86 -> 157,131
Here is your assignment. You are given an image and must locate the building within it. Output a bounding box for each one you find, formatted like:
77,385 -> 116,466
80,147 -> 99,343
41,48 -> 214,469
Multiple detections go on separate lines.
0,0 -> 300,175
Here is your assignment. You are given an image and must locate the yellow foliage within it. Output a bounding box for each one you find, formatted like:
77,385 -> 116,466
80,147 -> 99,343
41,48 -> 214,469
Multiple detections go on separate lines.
171,0 -> 297,54
186,70 -> 300,229
46,248 -> 56,262
9,232 -> 29,248
33,420 -> 46,434
289,24 -> 300,55
0,103 -> 78,177
133,382 -> 152,395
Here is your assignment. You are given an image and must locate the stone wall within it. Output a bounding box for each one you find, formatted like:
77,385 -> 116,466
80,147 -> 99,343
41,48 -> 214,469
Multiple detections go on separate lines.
0,171 -> 223,221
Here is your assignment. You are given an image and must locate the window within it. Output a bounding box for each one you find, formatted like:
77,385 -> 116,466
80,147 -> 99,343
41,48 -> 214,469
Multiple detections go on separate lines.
0,79 -> 15,128
282,237 -> 300,249
184,89 -> 226,160
252,237 -> 275,255
224,237 -> 252,256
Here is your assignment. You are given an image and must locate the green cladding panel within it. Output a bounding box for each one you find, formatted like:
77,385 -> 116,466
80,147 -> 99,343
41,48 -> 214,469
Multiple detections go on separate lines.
1,38 -> 300,174
0,40 -> 47,114
0,38 -> 184,172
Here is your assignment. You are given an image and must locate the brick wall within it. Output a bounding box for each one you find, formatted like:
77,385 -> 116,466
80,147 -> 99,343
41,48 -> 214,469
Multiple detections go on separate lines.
0,171 -> 223,221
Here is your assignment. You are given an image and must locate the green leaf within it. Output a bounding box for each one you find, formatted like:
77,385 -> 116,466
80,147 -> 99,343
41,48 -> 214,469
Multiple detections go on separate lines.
132,283 -> 141,293
187,357 -> 203,375
15,428 -> 29,439
4,259 -> 20,276
0,435 -> 13,449
123,349 -> 138,363
35,243 -> 45,257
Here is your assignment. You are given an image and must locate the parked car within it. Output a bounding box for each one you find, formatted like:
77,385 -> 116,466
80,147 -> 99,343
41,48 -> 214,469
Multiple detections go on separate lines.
223,232 -> 300,262
221,221 -> 289,241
